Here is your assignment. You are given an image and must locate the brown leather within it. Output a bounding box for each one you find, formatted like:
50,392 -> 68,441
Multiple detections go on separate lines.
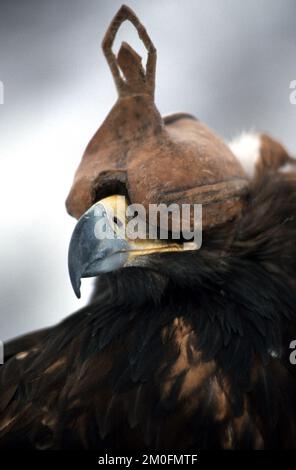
256,134 -> 292,175
66,5 -> 249,230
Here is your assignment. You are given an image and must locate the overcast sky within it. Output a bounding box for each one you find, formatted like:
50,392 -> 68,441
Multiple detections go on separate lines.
0,0 -> 295,340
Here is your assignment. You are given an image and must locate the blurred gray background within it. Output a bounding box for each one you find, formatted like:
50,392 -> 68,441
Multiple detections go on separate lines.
0,0 -> 295,341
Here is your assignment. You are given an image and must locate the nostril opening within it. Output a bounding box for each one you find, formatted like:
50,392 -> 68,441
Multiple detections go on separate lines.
113,216 -> 123,228
93,175 -> 130,205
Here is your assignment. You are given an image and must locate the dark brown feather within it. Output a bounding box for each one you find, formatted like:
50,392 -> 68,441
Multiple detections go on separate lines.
1,170 -> 296,449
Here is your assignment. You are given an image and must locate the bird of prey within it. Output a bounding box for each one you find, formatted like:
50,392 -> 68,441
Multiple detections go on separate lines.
1,5 -> 296,450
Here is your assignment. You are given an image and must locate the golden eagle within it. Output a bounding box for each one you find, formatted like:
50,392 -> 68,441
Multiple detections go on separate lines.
1,5 -> 296,450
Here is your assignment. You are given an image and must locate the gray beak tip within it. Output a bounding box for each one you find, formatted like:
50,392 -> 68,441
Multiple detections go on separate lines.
68,197 -> 130,298
73,283 -> 81,299
68,263 -> 82,299
68,239 -> 82,299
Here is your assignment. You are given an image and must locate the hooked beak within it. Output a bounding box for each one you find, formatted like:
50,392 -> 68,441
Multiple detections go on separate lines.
68,195 -> 187,298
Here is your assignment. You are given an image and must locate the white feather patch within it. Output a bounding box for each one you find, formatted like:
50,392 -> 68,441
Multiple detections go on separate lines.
228,132 -> 261,177
279,162 -> 296,174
